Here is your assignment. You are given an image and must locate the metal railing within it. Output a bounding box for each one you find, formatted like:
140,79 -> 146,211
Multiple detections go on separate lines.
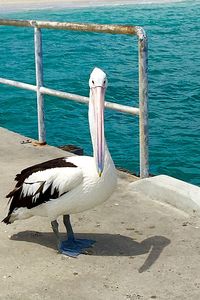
0,19 -> 149,178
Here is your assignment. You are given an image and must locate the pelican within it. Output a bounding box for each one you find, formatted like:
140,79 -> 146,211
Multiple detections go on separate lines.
2,67 -> 117,257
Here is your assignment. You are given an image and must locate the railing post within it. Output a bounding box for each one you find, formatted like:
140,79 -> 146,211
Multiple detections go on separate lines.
137,27 -> 149,178
34,25 -> 46,144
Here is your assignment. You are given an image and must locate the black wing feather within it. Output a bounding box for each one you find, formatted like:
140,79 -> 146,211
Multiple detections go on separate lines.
3,157 -> 77,224
15,157 -> 77,187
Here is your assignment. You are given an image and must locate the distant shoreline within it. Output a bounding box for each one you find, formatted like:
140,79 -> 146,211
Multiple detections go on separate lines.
0,0 -> 185,13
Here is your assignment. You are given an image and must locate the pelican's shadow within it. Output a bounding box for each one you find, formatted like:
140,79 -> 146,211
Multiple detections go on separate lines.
11,231 -> 170,272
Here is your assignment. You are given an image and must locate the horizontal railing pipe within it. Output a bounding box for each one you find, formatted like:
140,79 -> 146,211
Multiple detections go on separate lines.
0,77 -> 139,116
0,77 -> 37,92
0,19 -> 138,35
40,87 -> 139,115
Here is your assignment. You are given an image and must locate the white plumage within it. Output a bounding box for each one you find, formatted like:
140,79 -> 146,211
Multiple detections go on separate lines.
18,150 -> 116,220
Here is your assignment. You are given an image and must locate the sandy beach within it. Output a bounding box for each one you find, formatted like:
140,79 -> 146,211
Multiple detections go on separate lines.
0,0 -> 184,13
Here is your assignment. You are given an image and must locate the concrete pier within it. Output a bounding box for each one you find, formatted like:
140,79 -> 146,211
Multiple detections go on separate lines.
0,127 -> 200,300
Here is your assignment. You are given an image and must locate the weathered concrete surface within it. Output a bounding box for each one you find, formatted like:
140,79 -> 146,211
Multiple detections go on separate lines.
0,127 -> 200,300
131,175 -> 200,215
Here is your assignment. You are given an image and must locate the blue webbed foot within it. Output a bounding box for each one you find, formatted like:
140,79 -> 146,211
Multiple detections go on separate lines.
59,238 -> 95,257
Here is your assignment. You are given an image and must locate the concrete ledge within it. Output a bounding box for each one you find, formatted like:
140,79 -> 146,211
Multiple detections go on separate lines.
2,127 -> 200,299
130,175 -> 200,215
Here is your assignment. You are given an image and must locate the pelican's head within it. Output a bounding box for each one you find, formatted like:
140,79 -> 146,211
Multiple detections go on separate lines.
89,67 -> 107,177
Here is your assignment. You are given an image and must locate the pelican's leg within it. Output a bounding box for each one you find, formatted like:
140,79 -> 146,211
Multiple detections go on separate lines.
63,214 -> 75,241
59,214 -> 95,257
51,220 -> 61,248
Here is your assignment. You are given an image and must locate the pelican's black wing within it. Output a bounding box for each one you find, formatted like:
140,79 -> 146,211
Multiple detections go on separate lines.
3,157 -> 82,224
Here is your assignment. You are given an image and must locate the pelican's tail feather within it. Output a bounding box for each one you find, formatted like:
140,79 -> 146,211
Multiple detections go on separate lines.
2,214 -> 12,224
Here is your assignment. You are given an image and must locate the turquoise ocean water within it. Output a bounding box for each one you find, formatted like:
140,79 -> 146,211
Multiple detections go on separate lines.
0,1 -> 199,185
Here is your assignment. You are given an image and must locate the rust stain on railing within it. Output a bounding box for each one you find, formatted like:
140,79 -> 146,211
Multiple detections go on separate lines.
0,19 -> 139,35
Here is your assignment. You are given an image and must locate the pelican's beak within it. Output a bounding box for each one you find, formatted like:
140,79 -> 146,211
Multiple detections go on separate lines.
93,86 -> 105,177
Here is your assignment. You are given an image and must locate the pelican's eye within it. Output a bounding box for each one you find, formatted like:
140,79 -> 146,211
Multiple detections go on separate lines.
92,80 -> 95,84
